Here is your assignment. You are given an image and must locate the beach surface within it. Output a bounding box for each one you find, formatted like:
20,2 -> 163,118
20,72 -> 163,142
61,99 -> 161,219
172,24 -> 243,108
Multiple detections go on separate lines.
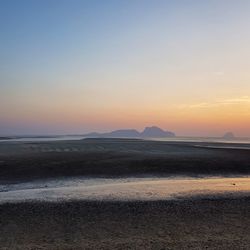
1,138 -> 250,249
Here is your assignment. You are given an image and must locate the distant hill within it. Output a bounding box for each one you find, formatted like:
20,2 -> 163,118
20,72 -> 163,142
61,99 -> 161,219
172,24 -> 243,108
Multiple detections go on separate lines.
84,126 -> 175,138
222,132 -> 235,139
140,126 -> 175,138
102,129 -> 141,138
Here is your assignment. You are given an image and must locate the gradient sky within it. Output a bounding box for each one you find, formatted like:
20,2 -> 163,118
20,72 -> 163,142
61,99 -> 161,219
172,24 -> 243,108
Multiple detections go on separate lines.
1,0 -> 250,136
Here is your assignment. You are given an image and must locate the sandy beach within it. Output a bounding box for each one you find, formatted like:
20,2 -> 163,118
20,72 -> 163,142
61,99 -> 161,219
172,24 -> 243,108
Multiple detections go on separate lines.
1,139 -> 250,249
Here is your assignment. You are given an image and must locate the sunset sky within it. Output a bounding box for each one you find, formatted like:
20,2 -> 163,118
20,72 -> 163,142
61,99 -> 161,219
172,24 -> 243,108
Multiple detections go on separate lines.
1,0 -> 250,136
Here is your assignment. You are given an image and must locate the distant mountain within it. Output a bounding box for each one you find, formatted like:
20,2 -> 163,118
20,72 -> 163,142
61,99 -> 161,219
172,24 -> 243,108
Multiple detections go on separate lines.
103,129 -> 141,138
222,132 -> 235,140
140,126 -> 175,138
84,129 -> 140,138
84,126 -> 175,138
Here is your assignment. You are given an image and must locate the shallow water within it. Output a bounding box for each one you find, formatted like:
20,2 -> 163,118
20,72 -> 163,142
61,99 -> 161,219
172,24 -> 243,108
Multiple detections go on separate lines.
0,177 -> 250,203
0,135 -> 84,142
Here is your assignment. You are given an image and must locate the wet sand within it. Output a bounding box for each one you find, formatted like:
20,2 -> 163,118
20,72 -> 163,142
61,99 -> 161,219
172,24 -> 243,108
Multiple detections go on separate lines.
1,139 -> 250,182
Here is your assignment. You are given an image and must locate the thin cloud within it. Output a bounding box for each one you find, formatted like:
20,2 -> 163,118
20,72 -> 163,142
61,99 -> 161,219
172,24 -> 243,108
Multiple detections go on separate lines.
180,96 -> 250,109
214,71 -> 225,76
218,96 -> 250,105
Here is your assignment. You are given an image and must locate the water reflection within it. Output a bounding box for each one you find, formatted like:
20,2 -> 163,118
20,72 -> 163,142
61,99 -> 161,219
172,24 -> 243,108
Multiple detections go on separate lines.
0,177 -> 250,203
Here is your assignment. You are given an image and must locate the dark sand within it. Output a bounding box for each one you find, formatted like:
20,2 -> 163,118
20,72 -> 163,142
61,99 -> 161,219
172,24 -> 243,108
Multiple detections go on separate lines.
0,139 -> 250,182
1,197 -> 250,249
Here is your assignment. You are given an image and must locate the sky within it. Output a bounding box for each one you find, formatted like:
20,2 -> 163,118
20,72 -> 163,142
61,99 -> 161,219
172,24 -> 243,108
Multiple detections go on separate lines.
1,0 -> 250,136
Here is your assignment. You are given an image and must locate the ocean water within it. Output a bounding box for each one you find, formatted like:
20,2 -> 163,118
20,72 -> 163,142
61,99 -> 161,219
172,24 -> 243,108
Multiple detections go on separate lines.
1,135 -> 250,144
154,136 -> 250,144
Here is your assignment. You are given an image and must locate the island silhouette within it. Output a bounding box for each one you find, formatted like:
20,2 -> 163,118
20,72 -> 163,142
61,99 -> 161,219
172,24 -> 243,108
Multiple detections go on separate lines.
222,132 -> 236,140
84,126 -> 176,138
